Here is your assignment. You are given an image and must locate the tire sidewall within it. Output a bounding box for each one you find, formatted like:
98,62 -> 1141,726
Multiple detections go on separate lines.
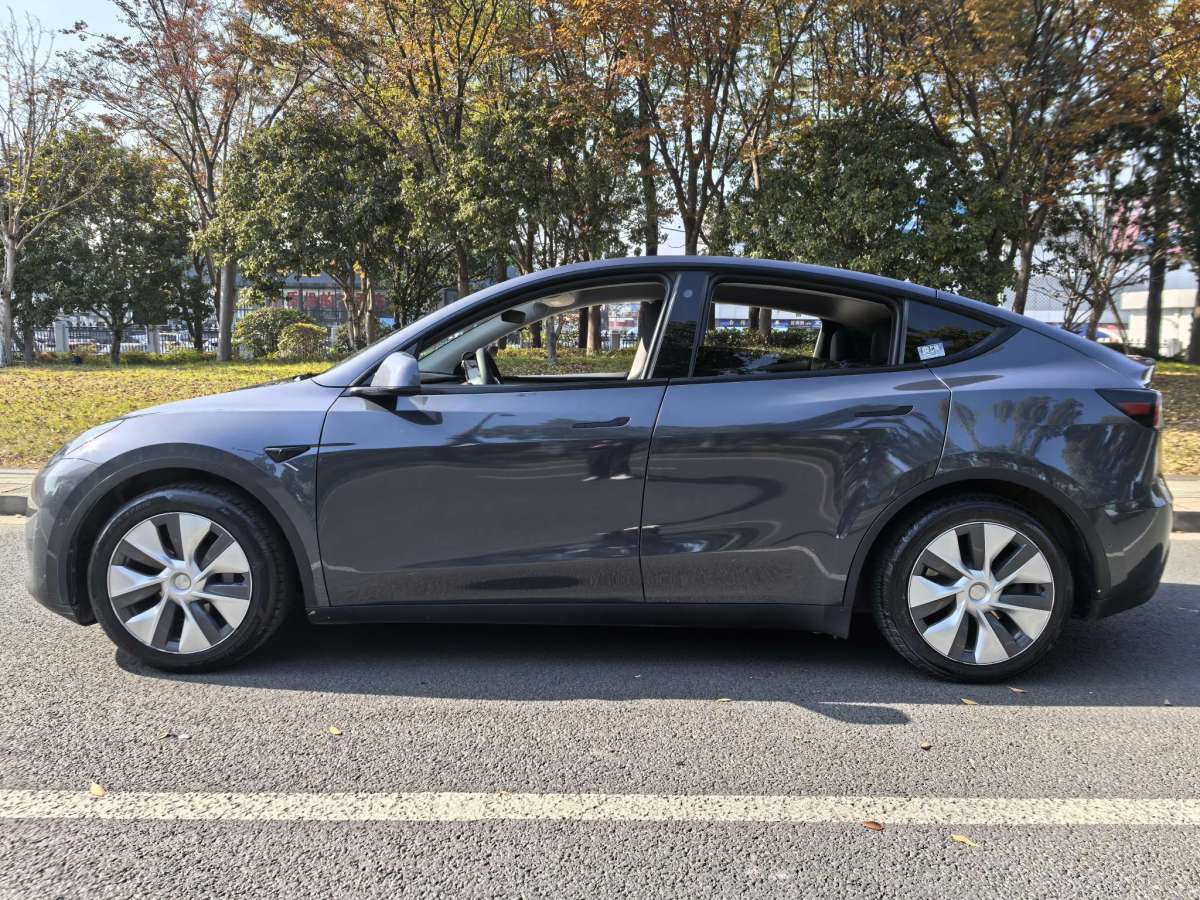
87,486 -> 278,669
879,499 -> 1072,681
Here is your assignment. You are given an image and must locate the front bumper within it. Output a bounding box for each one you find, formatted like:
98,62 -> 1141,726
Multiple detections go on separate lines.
1085,476 -> 1172,619
25,456 -> 101,625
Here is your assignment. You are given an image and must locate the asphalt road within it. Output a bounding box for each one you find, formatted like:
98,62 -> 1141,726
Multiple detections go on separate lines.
1,517 -> 1199,898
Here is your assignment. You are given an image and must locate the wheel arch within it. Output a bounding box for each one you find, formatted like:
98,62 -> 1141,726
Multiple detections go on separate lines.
61,453 -> 323,626
845,470 -> 1105,620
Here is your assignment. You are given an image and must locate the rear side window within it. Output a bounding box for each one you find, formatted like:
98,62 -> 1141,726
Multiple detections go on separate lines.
904,302 -> 997,363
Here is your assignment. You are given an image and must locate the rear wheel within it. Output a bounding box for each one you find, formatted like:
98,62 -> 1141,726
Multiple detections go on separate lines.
871,496 -> 1071,682
87,483 -> 294,672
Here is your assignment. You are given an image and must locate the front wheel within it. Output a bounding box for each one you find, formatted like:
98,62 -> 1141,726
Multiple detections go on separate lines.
87,483 -> 294,672
871,496 -> 1072,682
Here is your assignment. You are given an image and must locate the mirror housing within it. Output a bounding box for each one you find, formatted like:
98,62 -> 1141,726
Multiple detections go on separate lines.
353,351 -> 420,398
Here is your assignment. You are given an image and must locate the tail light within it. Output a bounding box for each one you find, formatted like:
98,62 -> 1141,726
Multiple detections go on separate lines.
1098,389 -> 1161,428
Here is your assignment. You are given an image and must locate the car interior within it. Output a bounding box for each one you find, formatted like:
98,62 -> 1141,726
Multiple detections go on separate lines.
693,282 -> 895,378
416,280 -> 668,386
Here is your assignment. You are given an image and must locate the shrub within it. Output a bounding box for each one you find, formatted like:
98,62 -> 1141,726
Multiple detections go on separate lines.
332,323 -> 354,357
233,307 -> 315,357
275,322 -> 329,360
161,348 -> 213,364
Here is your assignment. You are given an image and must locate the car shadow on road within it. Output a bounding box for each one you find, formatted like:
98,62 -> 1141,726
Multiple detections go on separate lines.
118,581 -> 1200,724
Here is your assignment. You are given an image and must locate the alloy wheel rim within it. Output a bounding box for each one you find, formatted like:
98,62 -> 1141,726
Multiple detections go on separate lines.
907,521 -> 1054,666
107,512 -> 253,654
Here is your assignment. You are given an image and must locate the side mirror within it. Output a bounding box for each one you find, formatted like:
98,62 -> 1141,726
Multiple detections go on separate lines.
353,351 -> 420,399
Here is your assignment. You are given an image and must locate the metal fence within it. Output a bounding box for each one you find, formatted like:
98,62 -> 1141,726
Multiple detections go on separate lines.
8,324 -> 229,358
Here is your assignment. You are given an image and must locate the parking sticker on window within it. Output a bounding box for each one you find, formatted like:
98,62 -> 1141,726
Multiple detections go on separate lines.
917,341 -> 946,361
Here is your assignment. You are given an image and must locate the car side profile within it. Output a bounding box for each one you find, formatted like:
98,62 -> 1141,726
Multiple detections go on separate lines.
25,257 -> 1171,681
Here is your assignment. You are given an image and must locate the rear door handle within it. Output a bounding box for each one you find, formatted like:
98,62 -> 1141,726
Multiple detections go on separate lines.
853,405 -> 913,418
573,416 -> 630,429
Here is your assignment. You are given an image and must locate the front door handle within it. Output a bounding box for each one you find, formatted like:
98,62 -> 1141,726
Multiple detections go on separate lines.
853,405 -> 913,418
573,416 -> 630,429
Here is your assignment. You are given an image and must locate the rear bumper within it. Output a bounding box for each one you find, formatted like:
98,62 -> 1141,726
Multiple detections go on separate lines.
1084,476 -> 1171,619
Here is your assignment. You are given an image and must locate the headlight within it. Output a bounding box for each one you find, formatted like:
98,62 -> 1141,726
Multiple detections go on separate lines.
55,420 -> 124,461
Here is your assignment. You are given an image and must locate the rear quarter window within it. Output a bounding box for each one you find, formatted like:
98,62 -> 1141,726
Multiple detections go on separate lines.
904,302 -> 997,363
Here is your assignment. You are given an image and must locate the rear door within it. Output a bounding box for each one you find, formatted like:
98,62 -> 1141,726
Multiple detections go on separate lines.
640,273 -> 950,608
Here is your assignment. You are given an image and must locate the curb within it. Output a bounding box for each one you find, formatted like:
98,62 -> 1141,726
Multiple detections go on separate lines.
0,496 -> 27,516
1175,511 -> 1200,533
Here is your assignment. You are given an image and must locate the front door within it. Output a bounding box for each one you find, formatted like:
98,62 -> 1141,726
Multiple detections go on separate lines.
317,382 -> 666,607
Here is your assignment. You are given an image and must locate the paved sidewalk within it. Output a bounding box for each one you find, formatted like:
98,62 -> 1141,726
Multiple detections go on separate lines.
4,467 -> 1199,528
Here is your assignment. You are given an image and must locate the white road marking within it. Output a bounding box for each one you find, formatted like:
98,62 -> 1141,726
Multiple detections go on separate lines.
2,790 -> 1199,825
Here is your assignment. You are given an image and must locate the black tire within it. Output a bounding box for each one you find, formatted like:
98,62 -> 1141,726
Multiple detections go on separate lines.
87,482 -> 295,672
871,495 -> 1072,683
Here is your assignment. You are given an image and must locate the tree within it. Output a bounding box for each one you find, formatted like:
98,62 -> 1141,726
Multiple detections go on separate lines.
883,0 -> 1195,311
720,110 -> 1008,298
74,0 -> 309,360
1036,161 -> 1149,341
166,253 -> 215,352
65,145 -> 194,362
0,15 -> 106,366
211,111 -> 418,349
1177,73 -> 1200,363
623,0 -> 815,254
254,0 -> 519,297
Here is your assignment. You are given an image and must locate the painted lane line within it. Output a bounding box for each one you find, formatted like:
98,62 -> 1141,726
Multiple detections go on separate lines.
2,791 -> 1200,825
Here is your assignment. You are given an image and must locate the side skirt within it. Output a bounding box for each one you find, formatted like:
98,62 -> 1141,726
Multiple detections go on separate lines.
308,601 -> 853,637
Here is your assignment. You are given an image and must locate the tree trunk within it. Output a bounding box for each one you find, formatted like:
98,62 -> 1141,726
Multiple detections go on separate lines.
218,258 -> 238,361
1086,295 -> 1105,341
1011,237 -> 1036,315
1188,285 -> 1200,365
110,320 -> 123,364
454,240 -> 471,299
530,321 -> 542,349
757,307 -> 772,342
0,237 -> 15,367
638,79 -> 658,257
546,316 -> 557,364
684,218 -> 700,255
1146,130 -> 1174,356
363,273 -> 378,344
578,308 -> 589,349
587,306 -> 601,354
1145,237 -> 1167,356
21,317 -> 34,365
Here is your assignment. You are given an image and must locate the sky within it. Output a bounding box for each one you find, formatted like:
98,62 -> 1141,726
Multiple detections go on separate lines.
5,0 -> 123,35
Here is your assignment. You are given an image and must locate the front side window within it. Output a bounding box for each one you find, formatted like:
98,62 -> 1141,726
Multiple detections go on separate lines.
416,280 -> 667,385
903,302 -> 997,364
693,282 -> 894,378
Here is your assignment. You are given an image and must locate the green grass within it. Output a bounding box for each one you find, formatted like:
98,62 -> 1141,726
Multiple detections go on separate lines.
0,360 -> 319,469
2,354 -> 1198,475
1152,362 -> 1200,475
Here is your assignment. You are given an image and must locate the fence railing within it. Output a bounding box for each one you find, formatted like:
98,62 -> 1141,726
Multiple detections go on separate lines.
10,324 -> 230,358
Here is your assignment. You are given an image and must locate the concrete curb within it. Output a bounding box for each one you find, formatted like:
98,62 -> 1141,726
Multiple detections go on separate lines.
0,496 -> 26,516
1175,511 -> 1200,533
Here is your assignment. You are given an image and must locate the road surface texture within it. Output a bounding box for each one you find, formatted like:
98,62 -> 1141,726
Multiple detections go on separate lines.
1,517 -> 1198,898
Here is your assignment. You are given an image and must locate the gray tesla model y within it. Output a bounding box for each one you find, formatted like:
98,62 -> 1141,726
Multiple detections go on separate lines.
25,258 -> 1171,681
